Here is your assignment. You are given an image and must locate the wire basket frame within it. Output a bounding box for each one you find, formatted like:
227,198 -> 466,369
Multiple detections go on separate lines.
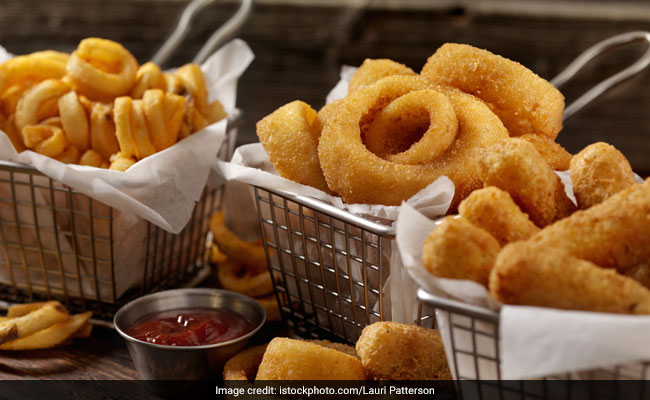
0,114 -> 242,321
252,185 -> 395,345
417,289 -> 650,400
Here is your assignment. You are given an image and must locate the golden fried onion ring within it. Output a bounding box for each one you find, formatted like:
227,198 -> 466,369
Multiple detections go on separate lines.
421,43 -> 565,139
210,212 -> 268,273
217,258 -> 274,298
364,89 -> 458,165
348,58 -> 415,93
89,102 -> 119,161
175,63 -> 210,117
318,75 -> 508,206
15,79 -> 70,134
130,62 -> 164,99
66,38 -> 138,101
0,50 -> 68,93
58,91 -> 89,151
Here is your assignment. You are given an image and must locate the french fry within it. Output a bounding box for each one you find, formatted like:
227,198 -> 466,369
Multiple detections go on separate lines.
71,321 -> 93,339
0,312 -> 92,350
0,303 -> 68,344
0,324 -> 17,344
6,300 -> 61,318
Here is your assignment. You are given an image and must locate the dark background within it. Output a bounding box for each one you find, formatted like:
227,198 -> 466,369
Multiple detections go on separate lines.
1,0 -> 649,174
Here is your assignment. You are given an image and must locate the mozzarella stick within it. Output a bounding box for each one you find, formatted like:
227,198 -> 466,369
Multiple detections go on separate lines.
422,216 -> 500,287
528,179 -> 650,273
458,187 -> 540,246
479,138 -> 575,227
490,243 -> 650,314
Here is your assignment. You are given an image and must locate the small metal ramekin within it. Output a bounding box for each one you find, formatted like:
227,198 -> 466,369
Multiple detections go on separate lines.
114,288 -> 265,383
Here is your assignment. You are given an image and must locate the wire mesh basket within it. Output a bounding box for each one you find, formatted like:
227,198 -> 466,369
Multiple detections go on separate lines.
0,113 -> 242,322
252,185 -> 395,345
417,289 -> 650,399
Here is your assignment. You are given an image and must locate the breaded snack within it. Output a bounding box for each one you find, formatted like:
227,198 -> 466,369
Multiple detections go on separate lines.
570,142 -> 636,210
256,100 -> 330,192
478,138 -> 575,227
626,262 -> 650,290
528,179 -> 650,274
422,216 -> 500,287
348,58 -> 416,92
318,76 -> 508,206
307,339 -> 358,358
520,133 -> 572,171
223,344 -> 268,381
356,322 -> 451,380
490,243 -> 650,314
255,337 -> 366,380
421,43 -> 565,139
364,89 -> 458,165
458,187 -> 540,246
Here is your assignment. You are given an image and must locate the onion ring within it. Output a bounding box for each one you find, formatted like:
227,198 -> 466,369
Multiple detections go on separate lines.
223,344 -> 268,381
79,149 -> 105,167
0,50 -> 68,93
15,79 -> 69,133
256,100 -> 330,193
130,62 -> 164,99
421,43 -> 564,139
217,258 -> 274,298
175,63 -> 210,117
364,89 -> 458,165
89,102 -> 119,161
66,38 -> 138,101
58,91 -> 89,151
348,58 -> 416,93
318,75 -> 508,206
142,89 -> 185,151
130,99 -> 156,159
33,126 -> 68,157
210,212 -> 267,273
113,96 -> 136,158
2,114 -> 24,151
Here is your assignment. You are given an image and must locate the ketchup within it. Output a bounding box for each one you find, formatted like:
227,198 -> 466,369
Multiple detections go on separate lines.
126,308 -> 254,346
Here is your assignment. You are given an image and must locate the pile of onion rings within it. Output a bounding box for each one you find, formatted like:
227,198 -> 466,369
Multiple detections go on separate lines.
0,37 -> 227,171
257,43 -> 570,209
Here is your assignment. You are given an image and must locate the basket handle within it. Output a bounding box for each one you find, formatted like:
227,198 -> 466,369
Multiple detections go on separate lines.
151,0 -> 253,66
551,31 -> 650,121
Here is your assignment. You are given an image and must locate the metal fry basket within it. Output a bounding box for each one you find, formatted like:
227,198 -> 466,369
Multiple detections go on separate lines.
417,289 -> 650,399
0,114 -> 242,322
252,186 -> 394,345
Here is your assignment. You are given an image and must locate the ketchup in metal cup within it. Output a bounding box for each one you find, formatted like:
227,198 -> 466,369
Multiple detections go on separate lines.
125,308 -> 254,346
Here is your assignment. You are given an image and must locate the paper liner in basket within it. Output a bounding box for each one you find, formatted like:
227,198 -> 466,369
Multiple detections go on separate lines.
0,39 -> 254,301
395,174 -> 650,380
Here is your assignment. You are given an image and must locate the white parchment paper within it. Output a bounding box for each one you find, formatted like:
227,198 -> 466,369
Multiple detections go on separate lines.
0,39 -> 254,299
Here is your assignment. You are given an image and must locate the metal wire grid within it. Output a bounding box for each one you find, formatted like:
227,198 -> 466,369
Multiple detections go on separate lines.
417,289 -> 650,400
252,186 -> 395,345
0,116 -> 240,320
